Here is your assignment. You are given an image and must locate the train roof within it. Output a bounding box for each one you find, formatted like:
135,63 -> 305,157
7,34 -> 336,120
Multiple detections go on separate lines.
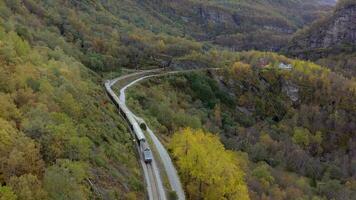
106,83 -> 146,141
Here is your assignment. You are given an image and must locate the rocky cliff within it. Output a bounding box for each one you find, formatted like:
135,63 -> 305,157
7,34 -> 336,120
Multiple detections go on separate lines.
287,0 -> 356,59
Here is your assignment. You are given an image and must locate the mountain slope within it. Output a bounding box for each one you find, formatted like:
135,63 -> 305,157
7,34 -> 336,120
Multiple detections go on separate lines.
0,0 -> 332,74
0,0 -> 354,199
127,52 -> 356,200
0,16 -> 144,200
287,0 -> 356,57
286,0 -> 356,75
142,0 -> 333,51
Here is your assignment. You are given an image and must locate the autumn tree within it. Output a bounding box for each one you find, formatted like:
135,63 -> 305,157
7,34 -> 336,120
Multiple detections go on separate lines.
9,174 -> 48,200
293,127 -> 311,147
0,186 -> 17,200
170,128 -> 250,200
43,160 -> 90,200
0,118 -> 44,182
0,93 -> 22,123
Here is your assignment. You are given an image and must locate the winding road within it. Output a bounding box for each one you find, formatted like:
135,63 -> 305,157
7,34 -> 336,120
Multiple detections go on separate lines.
105,69 -> 185,200
106,68 -> 221,199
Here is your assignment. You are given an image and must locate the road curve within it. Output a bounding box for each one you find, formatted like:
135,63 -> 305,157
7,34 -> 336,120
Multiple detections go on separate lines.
108,68 -> 221,200
120,78 -> 186,200
105,71 -> 166,200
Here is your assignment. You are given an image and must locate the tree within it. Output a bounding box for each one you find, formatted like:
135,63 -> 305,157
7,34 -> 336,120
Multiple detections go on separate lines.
9,174 -> 48,200
213,104 -> 222,127
0,93 -> 22,123
293,127 -> 311,147
229,62 -> 253,81
170,128 -> 250,200
66,136 -> 92,160
0,186 -> 17,200
5,0 -> 21,12
317,179 -> 346,200
252,162 -> 275,189
2,137 -> 44,181
0,118 -> 44,182
43,160 -> 89,200
157,40 -> 166,52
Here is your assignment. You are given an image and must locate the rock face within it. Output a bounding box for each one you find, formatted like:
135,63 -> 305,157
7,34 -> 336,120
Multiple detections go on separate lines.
197,6 -> 235,26
282,81 -> 299,103
287,1 -> 356,59
309,4 -> 356,48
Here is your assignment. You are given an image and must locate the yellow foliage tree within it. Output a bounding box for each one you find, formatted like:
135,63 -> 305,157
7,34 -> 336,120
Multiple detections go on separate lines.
170,128 -> 250,200
0,186 -> 17,200
0,118 -> 44,182
9,174 -> 48,200
229,62 -> 253,81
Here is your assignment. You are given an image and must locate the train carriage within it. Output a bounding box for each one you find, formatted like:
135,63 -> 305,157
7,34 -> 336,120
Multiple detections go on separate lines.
141,141 -> 153,163
105,82 -> 146,143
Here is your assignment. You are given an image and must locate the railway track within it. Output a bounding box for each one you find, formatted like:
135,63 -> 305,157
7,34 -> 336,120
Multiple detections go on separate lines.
105,68 -> 221,199
105,71 -> 166,200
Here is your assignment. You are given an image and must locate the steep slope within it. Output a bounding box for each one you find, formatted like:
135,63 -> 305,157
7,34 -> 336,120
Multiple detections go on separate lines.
287,0 -> 356,57
0,0 -> 354,199
0,0 -> 199,71
127,52 -> 356,200
286,0 -> 356,75
0,0 -> 332,74
0,28 -> 145,199
142,0 -> 333,51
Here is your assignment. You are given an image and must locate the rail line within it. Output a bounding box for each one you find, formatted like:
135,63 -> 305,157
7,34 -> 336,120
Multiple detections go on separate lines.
105,68 -> 221,199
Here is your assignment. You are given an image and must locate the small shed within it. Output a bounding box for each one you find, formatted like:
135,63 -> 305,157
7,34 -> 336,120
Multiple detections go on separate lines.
279,63 -> 293,70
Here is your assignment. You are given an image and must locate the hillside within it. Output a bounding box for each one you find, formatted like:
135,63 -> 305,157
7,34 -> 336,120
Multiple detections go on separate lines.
0,0 -> 355,200
286,0 -> 356,76
142,0 -> 333,51
127,52 -> 356,200
0,28 -> 145,199
0,0 -> 332,73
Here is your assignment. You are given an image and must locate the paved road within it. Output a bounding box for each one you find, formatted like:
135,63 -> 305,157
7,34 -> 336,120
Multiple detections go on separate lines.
120,77 -> 186,200
107,68 -> 221,200
146,125 -> 185,200
105,72 -> 166,200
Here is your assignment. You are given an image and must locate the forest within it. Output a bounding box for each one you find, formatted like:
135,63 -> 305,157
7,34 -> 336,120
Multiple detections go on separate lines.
0,0 -> 334,72
127,51 -> 356,200
0,27 -> 144,199
0,0 -> 355,199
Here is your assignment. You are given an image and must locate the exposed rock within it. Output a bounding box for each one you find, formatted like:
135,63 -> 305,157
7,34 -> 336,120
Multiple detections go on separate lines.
236,106 -> 253,116
282,80 -> 299,102
287,1 -> 356,59
197,5 -> 234,26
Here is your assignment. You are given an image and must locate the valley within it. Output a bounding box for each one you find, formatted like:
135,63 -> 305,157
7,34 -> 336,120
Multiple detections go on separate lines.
126,51 -> 355,200
0,0 -> 355,200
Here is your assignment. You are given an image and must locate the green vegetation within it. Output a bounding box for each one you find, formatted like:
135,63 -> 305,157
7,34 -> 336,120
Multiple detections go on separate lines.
0,28 -> 143,199
0,0 -> 203,72
0,0 -> 332,74
144,0 -> 332,51
316,52 -> 356,77
0,0 -> 354,199
127,51 -> 356,199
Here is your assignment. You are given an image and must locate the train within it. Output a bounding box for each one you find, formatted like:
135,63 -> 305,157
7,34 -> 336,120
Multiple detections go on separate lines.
105,80 -> 152,163
141,141 -> 153,163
